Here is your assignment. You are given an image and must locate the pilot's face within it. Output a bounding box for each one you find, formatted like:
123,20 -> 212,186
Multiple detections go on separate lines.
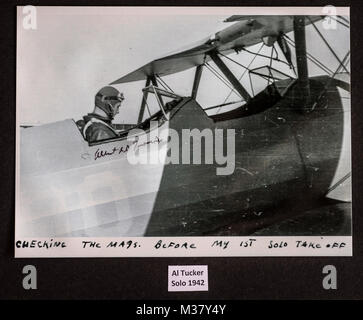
111,101 -> 122,118
114,102 -> 121,115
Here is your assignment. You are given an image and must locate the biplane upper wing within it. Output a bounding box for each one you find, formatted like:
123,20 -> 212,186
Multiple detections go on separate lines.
110,15 -> 323,85
111,36 -> 214,84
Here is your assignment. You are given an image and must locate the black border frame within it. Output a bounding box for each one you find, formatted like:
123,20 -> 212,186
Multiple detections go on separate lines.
1,0 -> 362,300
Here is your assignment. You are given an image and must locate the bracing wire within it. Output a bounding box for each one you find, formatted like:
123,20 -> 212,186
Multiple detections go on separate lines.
242,47 -> 292,68
219,43 -> 265,110
283,34 -> 334,75
307,16 -> 350,74
311,50 -> 350,110
204,62 -> 242,98
329,16 -> 350,29
337,15 -> 350,25
156,75 -> 174,93
218,52 -> 249,70
155,76 -> 168,91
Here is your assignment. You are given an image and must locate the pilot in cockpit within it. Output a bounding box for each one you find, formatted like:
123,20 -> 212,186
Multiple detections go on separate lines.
80,86 -> 124,143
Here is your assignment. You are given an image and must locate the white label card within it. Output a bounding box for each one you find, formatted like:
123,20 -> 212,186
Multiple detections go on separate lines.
168,265 -> 208,292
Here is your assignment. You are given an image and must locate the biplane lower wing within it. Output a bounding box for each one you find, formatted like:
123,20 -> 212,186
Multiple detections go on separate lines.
110,15 -> 322,85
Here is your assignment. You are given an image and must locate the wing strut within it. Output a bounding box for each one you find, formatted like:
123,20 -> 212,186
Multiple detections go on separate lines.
137,75 -> 167,124
208,51 -> 251,102
137,77 -> 151,124
191,65 -> 203,100
293,16 -> 311,111
150,75 -> 164,106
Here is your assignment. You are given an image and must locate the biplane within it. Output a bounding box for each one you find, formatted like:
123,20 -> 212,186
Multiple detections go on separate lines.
18,14 -> 351,237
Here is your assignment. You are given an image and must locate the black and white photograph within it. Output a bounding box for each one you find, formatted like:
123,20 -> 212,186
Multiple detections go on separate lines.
15,6 -> 351,257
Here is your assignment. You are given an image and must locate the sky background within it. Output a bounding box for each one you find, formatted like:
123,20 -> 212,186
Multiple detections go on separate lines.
17,7 -> 350,125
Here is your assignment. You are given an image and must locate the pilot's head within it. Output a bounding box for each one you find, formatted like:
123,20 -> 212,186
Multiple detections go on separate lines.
95,86 -> 124,120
